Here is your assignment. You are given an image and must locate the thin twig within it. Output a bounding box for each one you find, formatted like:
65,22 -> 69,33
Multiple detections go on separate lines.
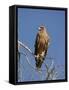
18,41 -> 34,56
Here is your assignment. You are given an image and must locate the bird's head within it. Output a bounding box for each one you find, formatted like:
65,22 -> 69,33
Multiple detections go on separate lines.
38,26 -> 45,31
38,25 -> 47,33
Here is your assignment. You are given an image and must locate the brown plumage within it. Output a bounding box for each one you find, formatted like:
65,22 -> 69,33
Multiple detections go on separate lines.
34,26 -> 50,69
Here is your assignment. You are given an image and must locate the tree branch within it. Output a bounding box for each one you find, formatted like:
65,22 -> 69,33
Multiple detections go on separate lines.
18,40 -> 34,56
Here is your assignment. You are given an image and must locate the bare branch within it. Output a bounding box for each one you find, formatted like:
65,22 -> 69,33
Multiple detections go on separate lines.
45,60 -> 57,80
22,52 -> 36,70
18,40 -> 34,56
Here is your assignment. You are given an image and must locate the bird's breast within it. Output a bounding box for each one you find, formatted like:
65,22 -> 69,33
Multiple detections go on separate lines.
37,39 -> 46,54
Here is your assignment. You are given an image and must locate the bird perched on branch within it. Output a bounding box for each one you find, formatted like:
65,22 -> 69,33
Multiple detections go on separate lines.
34,25 -> 50,69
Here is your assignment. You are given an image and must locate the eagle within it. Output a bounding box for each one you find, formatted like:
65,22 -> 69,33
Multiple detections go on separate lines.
34,26 -> 50,69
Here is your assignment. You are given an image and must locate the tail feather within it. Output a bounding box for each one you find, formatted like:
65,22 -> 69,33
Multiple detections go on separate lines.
35,56 -> 44,69
36,60 -> 43,69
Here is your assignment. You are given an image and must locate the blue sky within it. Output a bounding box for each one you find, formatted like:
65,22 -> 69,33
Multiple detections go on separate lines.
18,8 -> 65,82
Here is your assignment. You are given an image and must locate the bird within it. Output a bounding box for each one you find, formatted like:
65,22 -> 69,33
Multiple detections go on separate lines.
34,25 -> 50,69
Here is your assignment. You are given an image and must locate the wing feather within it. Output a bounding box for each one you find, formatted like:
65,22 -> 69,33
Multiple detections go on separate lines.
34,33 -> 39,55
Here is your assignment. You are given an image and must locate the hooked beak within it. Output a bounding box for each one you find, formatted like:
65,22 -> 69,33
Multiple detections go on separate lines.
38,27 -> 41,30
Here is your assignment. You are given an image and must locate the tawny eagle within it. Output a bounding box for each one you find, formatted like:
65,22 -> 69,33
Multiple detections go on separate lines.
34,26 -> 50,69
